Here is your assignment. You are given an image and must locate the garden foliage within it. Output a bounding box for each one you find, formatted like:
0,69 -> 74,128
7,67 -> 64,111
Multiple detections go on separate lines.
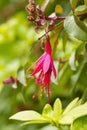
0,0 -> 87,130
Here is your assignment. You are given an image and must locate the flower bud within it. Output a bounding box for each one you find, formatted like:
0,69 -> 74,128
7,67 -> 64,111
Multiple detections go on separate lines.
27,16 -> 35,21
26,3 -> 36,14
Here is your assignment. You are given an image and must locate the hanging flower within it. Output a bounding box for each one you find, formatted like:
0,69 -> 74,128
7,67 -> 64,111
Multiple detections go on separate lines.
3,76 -> 17,85
30,37 -> 56,103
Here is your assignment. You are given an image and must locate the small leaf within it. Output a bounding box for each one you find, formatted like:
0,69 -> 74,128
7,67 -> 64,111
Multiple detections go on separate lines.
59,102 -> 87,124
75,5 -> 87,15
10,110 -> 48,123
64,16 -> 87,42
55,5 -> 63,14
53,98 -> 62,123
70,0 -> 78,10
69,51 -> 76,71
42,104 -> 53,122
17,67 -> 27,86
42,99 -> 62,126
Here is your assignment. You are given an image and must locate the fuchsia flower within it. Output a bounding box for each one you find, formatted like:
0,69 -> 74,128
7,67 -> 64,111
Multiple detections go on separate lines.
31,37 -> 56,103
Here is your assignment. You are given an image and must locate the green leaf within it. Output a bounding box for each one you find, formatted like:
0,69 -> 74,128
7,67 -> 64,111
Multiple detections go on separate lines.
71,60 -> 85,87
42,104 -> 53,117
64,16 -> 87,42
17,67 -> 27,86
59,102 -> 87,125
69,51 -> 76,71
42,104 -> 53,122
70,0 -> 79,10
63,98 -> 80,115
71,116 -> 87,130
53,98 -> 62,123
42,98 -> 62,125
75,5 -> 87,15
10,110 -> 48,123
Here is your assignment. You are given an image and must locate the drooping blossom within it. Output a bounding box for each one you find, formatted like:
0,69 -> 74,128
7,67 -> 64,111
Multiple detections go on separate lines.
31,37 -> 57,103
3,76 -> 17,85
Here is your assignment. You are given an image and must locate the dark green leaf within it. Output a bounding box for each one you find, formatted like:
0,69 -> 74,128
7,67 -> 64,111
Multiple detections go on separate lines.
70,0 -> 79,10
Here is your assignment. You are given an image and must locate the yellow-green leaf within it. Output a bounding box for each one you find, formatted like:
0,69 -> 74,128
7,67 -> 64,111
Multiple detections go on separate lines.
10,110 -> 47,122
59,102 -> 87,124
53,98 -> 62,123
63,98 -> 80,115
42,104 -> 53,123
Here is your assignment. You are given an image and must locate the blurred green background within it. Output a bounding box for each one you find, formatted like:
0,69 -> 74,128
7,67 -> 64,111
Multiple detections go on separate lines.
0,0 -> 87,130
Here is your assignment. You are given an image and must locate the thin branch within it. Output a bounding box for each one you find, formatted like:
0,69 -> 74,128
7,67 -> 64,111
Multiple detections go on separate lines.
45,16 -> 65,21
38,20 -> 64,40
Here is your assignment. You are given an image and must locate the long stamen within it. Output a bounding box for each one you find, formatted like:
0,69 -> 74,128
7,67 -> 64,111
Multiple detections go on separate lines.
32,85 -> 40,99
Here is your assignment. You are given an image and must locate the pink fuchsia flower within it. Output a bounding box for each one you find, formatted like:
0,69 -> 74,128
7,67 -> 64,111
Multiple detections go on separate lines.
31,38 -> 56,103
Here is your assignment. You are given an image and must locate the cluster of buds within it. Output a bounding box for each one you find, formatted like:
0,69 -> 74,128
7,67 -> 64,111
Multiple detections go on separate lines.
26,0 -> 47,30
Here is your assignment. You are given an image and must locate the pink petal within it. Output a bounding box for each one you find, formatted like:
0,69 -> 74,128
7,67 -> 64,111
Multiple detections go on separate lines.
36,77 -> 42,85
31,53 -> 47,76
35,71 -> 43,85
43,54 -> 51,74
51,61 -> 57,78
44,71 -> 51,86
37,52 -> 46,64
44,71 -> 51,103
31,61 -> 43,76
